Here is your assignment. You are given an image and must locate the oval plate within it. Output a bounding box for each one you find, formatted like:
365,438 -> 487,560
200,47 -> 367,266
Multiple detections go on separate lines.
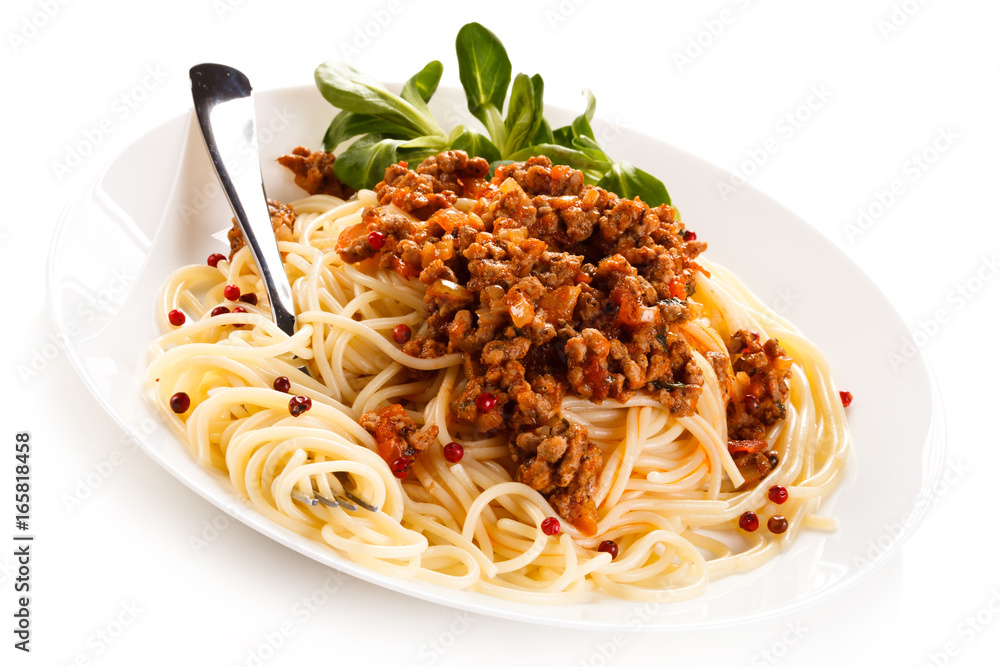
48,84 -> 943,630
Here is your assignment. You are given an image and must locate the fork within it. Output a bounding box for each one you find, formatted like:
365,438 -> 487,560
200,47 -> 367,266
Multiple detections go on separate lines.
189,63 -> 378,513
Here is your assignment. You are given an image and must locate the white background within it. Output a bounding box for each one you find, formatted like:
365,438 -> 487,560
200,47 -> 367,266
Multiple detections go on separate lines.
3,0 -> 998,665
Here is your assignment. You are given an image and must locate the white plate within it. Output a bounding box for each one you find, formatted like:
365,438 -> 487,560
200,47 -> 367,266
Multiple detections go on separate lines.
49,84 -> 944,630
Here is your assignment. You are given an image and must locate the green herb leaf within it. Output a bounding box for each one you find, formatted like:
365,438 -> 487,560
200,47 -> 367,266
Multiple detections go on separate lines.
571,88 -> 597,140
399,134 -> 450,152
530,118 -> 554,146
315,60 -> 442,137
332,135 -> 405,191
322,110 -> 416,152
400,60 -> 443,106
551,125 -> 573,147
456,23 -> 511,131
450,127 -> 502,163
503,73 -> 544,157
398,61 -> 444,138
571,135 -> 610,163
315,23 -> 675,210
597,161 -> 672,207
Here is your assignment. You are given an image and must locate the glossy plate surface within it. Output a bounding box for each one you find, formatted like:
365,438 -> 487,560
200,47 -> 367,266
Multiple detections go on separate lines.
49,85 -> 943,630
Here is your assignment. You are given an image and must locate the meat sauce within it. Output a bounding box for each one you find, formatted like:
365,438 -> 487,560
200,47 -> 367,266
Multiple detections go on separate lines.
269,148 -> 793,534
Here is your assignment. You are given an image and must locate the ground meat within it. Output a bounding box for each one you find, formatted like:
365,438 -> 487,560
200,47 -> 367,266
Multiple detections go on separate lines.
277,147 -> 355,198
724,330 -> 794,441
494,157 -> 585,198
360,404 -> 439,465
512,421 -> 600,535
415,149 -> 491,197
336,151 -> 732,532
565,328 -> 615,401
374,151 -> 491,219
227,199 -> 297,260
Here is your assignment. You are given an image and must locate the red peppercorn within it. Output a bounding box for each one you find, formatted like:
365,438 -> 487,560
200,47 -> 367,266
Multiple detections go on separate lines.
392,324 -> 412,345
169,392 -> 190,414
598,540 -> 619,559
541,517 -> 560,536
211,305 -> 230,317
273,376 -> 291,393
223,284 -> 241,301
768,515 -> 789,534
839,391 -> 853,408
168,309 -> 186,326
739,511 -> 759,532
683,230 -> 697,242
743,394 -> 760,412
476,392 -> 497,412
238,292 -> 258,306
443,442 -> 464,463
232,306 -> 247,327
207,253 -> 226,268
367,230 -> 385,250
390,457 -> 410,479
768,485 -> 788,504
288,395 -> 312,417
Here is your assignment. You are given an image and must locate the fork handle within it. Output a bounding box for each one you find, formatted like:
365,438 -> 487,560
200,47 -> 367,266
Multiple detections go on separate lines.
190,63 -> 296,336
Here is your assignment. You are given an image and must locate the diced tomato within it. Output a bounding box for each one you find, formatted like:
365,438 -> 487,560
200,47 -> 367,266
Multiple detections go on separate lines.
370,404 -> 408,464
550,164 -> 570,181
335,221 -> 369,254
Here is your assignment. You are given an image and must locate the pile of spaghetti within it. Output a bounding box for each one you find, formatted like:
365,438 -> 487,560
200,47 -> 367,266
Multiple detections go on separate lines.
147,148 -> 850,602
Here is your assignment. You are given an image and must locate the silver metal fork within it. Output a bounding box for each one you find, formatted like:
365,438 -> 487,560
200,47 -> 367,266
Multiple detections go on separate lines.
291,475 -> 379,513
189,63 -> 378,513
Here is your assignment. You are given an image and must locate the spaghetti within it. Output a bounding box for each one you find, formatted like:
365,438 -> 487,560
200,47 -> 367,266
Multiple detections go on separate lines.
147,153 -> 850,603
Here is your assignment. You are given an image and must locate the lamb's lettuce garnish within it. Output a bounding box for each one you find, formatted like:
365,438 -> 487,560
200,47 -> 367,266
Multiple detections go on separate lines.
314,22 -> 670,207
